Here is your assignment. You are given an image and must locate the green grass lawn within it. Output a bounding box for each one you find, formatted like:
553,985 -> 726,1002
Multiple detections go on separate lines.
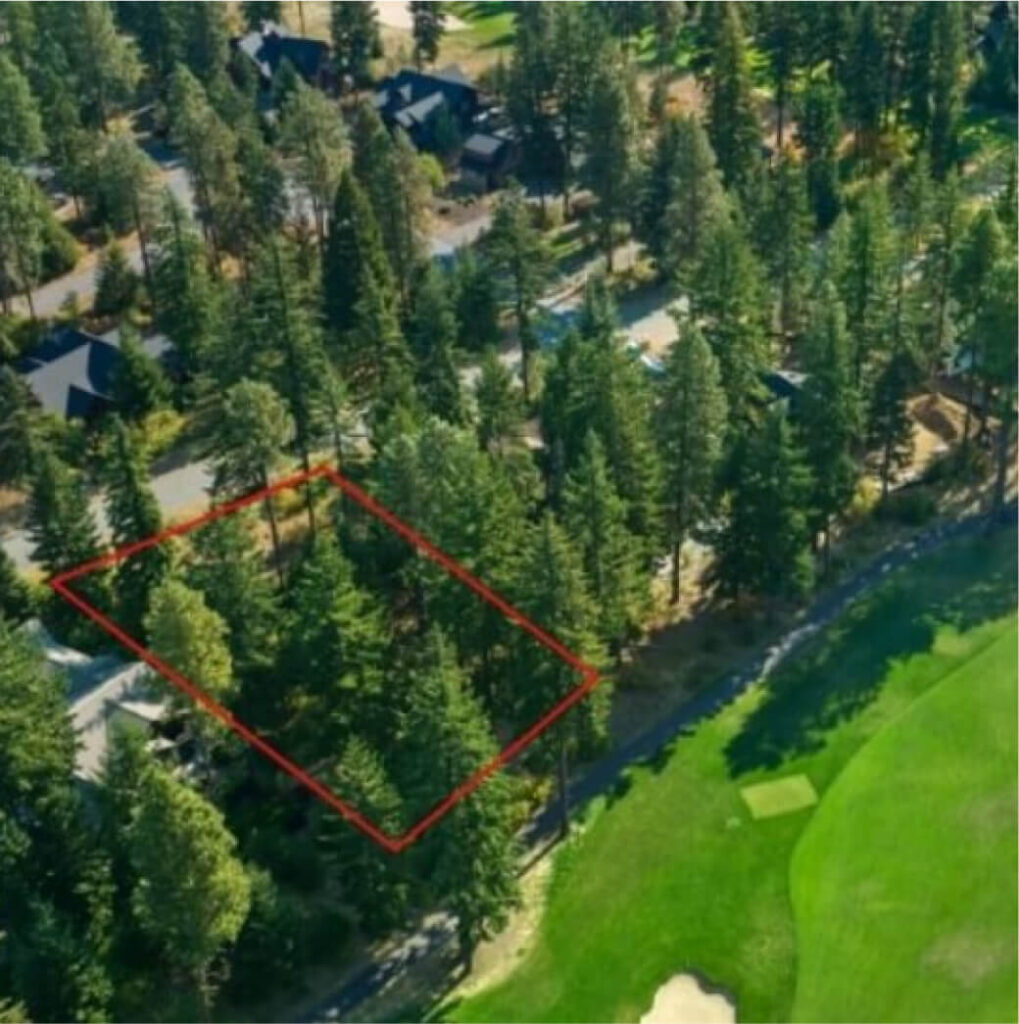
791,625 -> 1017,1023
442,527 -> 1017,1023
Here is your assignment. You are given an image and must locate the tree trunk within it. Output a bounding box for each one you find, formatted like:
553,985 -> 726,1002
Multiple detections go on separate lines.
557,732 -> 569,839
670,534 -> 683,605
263,492 -> 285,588
133,194 -> 155,306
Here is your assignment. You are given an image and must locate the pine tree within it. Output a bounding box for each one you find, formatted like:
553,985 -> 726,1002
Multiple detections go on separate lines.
144,578 -> 236,752
486,186 -> 550,401
693,209 -> 769,422
0,159 -> 44,318
103,417 -> 170,637
756,154 -> 813,341
795,76 -> 842,229
205,378 -> 294,579
0,51 -> 45,164
235,122 -> 288,242
398,628 -> 518,965
760,3 -> 802,150
658,115 -> 728,286
94,239 -> 139,316
151,194 -> 223,396
929,3 -> 965,178
28,449 -> 111,643
714,408 -> 814,601
318,737 -> 407,933
407,264 -> 464,423
240,1 -> 281,29
186,510 -> 279,674
799,283 -> 861,564
409,1 -> 446,67
127,766 -> 251,1014
584,46 -> 640,271
330,2 -> 382,87
181,2 -> 231,84
840,181 -> 895,388
868,350 -> 915,500
981,257 -> 1018,516
278,537 -> 388,757
278,79 -> 349,249
0,365 -> 41,485
511,514 -> 607,835
846,3 -> 885,156
563,431 -> 647,653
706,5 -> 760,198
322,165 -> 393,340
658,321 -> 728,604
475,348 -> 524,455
918,170 -> 963,381
452,249 -> 499,351
111,325 -> 171,420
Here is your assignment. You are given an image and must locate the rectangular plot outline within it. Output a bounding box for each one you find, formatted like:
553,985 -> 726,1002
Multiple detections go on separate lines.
50,464 -> 600,854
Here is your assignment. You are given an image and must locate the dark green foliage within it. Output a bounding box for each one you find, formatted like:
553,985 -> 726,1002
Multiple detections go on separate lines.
27,449 -> 111,643
706,5 -> 761,198
0,51 -> 45,164
714,408 -> 814,601
398,628 -> 518,962
186,510 -> 279,674
102,417 -> 170,638
868,350 -> 916,500
0,545 -> 32,624
452,249 -> 500,351
799,283 -> 861,556
486,186 -> 551,401
323,165 -> 393,340
278,537 -> 389,757
0,364 -> 41,485
407,263 -> 465,423
331,2 -> 383,85
795,77 -> 841,229
408,1 -> 446,67
846,4 -> 885,154
563,431 -> 648,652
318,738 -> 407,933
241,1 -> 281,31
94,240 -> 139,316
111,328 -> 170,420
475,347 -> 524,455
658,321 -> 728,604
693,209 -> 769,422
759,4 -> 802,150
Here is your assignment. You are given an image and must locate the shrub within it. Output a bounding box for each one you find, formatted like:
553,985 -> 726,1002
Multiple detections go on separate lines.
94,241 -> 140,316
877,487 -> 938,526
39,210 -> 80,279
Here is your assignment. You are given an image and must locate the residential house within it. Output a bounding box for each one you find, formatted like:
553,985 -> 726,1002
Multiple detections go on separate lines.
19,619 -> 173,784
15,325 -> 171,420
460,128 -> 520,191
232,20 -> 333,91
371,66 -> 480,151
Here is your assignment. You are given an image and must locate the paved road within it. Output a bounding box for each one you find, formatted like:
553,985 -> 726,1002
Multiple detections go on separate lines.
298,506 -> 1016,1023
2,458 -> 214,569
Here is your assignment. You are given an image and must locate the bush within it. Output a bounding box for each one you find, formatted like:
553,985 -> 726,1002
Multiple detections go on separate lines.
877,487 -> 938,526
39,210 -> 80,279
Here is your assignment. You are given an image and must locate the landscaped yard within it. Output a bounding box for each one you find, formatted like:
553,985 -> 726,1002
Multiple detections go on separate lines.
441,526 -> 1017,1023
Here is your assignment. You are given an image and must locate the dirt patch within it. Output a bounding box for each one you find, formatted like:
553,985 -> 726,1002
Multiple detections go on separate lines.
640,973 -> 735,1024
923,931 -> 1014,989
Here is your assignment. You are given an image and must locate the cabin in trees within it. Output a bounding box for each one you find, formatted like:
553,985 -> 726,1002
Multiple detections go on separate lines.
231,20 -> 333,92
460,128 -> 519,191
19,619 -> 173,784
15,325 -> 170,420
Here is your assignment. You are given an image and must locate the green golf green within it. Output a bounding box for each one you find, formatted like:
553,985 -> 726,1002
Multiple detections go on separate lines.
442,527 -> 1016,1023
790,625 -> 1017,1023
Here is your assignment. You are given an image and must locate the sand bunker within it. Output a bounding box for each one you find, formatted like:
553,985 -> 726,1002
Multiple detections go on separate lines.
640,973 -> 736,1024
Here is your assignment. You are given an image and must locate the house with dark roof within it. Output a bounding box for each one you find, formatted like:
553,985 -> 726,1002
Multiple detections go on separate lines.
16,325 -> 171,420
460,126 -> 520,191
232,21 -> 333,91
371,66 -> 480,150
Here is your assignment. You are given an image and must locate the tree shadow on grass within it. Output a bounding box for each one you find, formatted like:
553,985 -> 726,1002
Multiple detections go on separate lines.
725,531 -> 1017,778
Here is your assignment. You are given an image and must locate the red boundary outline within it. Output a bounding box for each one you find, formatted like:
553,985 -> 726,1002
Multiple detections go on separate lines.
50,464 -> 600,854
